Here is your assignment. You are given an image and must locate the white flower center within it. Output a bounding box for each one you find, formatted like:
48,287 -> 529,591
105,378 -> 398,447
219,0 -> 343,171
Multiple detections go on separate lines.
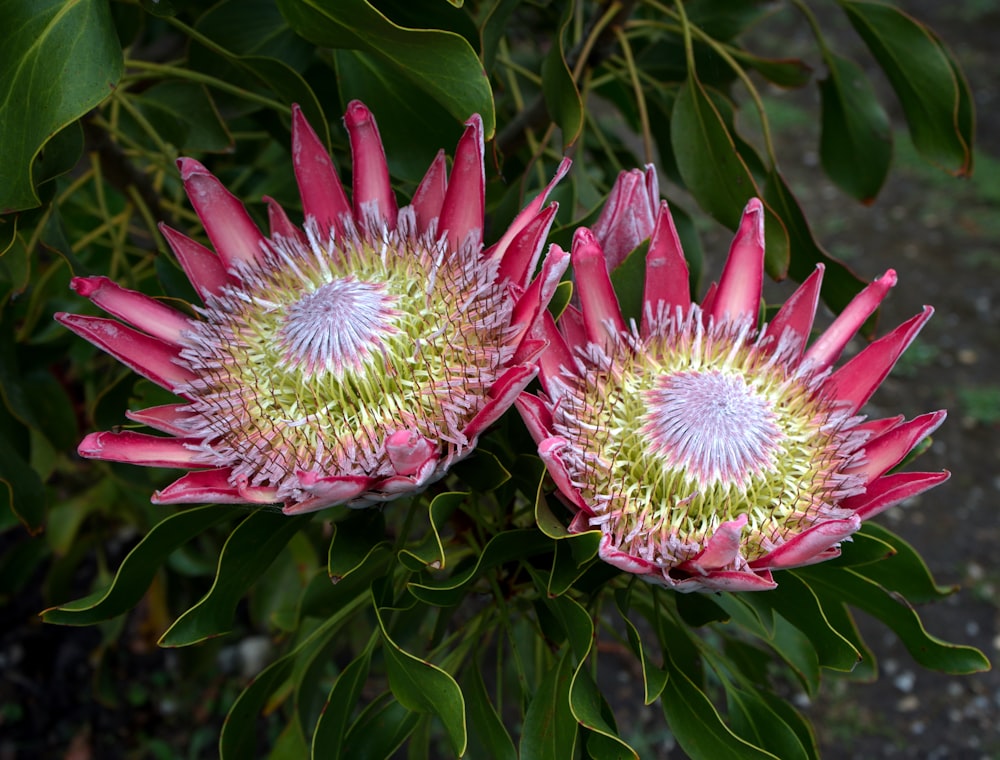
643,370 -> 782,487
279,278 -> 396,378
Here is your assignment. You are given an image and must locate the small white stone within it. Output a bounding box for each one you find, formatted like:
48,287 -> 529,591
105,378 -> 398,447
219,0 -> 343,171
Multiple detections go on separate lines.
893,670 -> 916,693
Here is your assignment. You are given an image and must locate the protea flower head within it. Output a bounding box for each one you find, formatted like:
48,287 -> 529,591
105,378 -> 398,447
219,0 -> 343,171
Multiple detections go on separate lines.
57,101 -> 571,514
517,194 -> 949,592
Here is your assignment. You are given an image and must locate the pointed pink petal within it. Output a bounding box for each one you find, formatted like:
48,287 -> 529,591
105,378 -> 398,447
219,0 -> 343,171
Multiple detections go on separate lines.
846,410 -> 947,484
539,436 -> 590,511
56,313 -> 196,392
126,404 -> 194,436
160,223 -> 231,300
385,429 -> 437,476
824,307 -> 933,413
463,363 -> 538,441
671,568 -> 777,592
750,516 -> 861,570
768,264 -> 824,352
288,472 -> 377,513
842,470 -> 950,520
376,457 -> 440,497
804,269 -> 897,371
291,104 -> 352,237
71,276 -> 190,345
152,468 -> 278,505
78,430 -> 208,468
855,415 -> 905,438
439,114 -> 485,252
598,533 -> 657,576
592,165 -> 659,272
571,229 -> 627,349
710,198 -> 764,325
642,200 -> 691,337
512,337 -> 546,366
681,514 -> 747,573
558,303 -> 587,353
533,311 -> 575,395
264,196 -> 307,244
178,157 -> 266,269
412,150 -> 448,234
344,100 -> 397,231
514,392 -> 554,445
510,244 -> 570,335
497,204 -> 559,289
489,157 -> 571,264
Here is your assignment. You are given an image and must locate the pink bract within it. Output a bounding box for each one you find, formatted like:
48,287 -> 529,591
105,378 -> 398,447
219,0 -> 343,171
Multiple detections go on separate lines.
58,102 -> 571,514
517,189 -> 948,592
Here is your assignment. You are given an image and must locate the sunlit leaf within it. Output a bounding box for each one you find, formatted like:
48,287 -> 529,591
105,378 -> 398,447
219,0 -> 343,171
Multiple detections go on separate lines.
0,0 -> 123,212
277,0 -> 495,137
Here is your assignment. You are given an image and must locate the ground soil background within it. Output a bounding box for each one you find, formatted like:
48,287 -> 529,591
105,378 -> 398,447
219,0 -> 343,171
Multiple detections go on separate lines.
1,2 -> 998,758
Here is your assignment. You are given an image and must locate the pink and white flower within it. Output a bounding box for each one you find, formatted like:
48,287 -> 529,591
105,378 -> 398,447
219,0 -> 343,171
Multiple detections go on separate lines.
58,101 -> 570,514
517,194 -> 948,592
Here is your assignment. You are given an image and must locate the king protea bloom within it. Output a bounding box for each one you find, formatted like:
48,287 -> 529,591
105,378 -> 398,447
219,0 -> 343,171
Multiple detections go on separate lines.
58,101 -> 570,514
517,196 -> 948,592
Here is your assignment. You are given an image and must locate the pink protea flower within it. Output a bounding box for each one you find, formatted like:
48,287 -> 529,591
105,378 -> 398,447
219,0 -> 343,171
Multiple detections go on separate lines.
57,101 -> 571,514
517,196 -> 949,592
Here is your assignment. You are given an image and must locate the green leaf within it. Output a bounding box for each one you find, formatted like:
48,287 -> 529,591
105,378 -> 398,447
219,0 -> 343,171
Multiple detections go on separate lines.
828,528 -> 896,567
818,52 -> 892,202
450,448 -> 512,493
327,508 -> 388,582
548,531 -> 600,597
196,0 -> 314,71
341,694 -> 421,758
0,430 -> 45,534
798,565 -> 990,674
762,170 -> 868,324
570,666 -> 638,759
762,572 -> 861,672
670,77 -> 788,278
311,647 -> 373,759
725,686 -> 811,760
730,50 -> 812,89
0,0 -> 123,212
397,491 -> 466,571
851,523 -> 956,603
541,0 -> 583,147
277,0 -> 495,137
662,651 -> 779,759
609,240 -> 649,327
374,594 -> 467,756
139,82 -> 233,153
43,506 -> 240,625
520,651 -> 578,760
840,0 -> 973,175
614,590 -> 668,705
159,510 -> 310,646
408,528 -> 551,606
465,655 -> 517,760
333,49 -> 463,184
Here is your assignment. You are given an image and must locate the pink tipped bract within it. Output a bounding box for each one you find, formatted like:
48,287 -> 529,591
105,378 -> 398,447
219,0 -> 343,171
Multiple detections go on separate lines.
518,189 -> 948,592
58,102 -> 569,514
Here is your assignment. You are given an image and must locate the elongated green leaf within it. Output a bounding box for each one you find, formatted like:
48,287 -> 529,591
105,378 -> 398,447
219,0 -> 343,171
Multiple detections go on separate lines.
43,506 -> 240,624
374,595 -> 467,756
615,590 -> 668,704
662,652 -> 779,760
730,50 -> 812,88
465,655 -> 517,760
852,523 -> 956,602
725,686 -> 811,760
159,511 -> 310,646
840,1 -> 972,175
408,528 -> 550,606
671,77 -> 788,278
450,448 -> 512,493
0,431 -> 45,534
0,0 -> 123,212
397,490 -> 466,571
311,647 -> 373,759
520,651 -> 578,760
762,572 -> 861,672
798,565 -> 990,674
548,531 -> 600,597
541,0 -> 583,147
609,240 -> 649,326
570,666 -> 638,759
277,0 -> 495,137
818,52 -> 892,202
828,528 -> 896,567
341,694 -> 421,758
327,508 -> 388,582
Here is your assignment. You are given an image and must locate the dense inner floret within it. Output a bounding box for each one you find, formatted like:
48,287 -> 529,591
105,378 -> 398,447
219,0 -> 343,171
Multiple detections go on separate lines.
551,307 -> 868,564
173,220 -> 514,497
